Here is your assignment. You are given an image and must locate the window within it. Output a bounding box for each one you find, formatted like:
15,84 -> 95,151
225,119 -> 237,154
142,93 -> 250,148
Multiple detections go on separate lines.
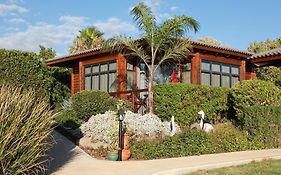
127,62 -> 136,90
201,60 -> 239,87
84,61 -> 116,92
182,62 -> 191,83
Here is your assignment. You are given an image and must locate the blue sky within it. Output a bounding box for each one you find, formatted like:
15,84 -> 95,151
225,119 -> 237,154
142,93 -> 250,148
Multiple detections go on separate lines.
0,0 -> 280,56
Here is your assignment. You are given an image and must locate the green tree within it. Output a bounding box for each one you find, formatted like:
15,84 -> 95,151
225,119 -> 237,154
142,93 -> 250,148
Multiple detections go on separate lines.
248,37 -> 281,53
38,45 -> 56,61
197,36 -> 227,47
108,2 -> 199,113
69,26 -> 104,53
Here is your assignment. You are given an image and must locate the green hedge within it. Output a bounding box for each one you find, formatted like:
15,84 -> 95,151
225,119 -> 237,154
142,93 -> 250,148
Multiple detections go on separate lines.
72,90 -> 117,121
230,80 -> 281,120
0,49 -> 70,105
241,106 -> 281,148
130,130 -> 214,160
154,83 -> 229,126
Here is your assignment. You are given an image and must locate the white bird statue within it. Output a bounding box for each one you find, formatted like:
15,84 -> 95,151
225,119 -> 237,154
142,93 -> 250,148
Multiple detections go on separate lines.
170,115 -> 176,136
198,110 -> 214,132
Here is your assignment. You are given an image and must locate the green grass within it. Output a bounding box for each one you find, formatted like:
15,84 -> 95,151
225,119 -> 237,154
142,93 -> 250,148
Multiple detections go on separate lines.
187,159 -> 281,175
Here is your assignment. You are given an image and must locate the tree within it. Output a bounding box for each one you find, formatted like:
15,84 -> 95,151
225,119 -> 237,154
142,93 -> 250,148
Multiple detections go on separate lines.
248,37 -> 281,53
38,45 -> 56,61
108,2 -> 199,114
69,26 -> 104,54
197,36 -> 226,47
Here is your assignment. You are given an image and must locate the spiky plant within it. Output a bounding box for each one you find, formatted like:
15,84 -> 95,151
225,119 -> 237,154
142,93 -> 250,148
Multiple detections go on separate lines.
0,85 -> 54,175
108,2 -> 199,113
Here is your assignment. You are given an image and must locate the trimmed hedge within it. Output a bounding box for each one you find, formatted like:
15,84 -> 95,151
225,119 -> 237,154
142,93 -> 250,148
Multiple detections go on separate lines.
154,83 -> 229,126
241,106 -> 281,148
130,130 -> 214,160
230,80 -> 281,120
72,90 -> 117,121
0,49 -> 70,105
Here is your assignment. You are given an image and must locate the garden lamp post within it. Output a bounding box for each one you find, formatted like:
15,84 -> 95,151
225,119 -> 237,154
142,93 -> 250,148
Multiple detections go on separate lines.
117,108 -> 125,161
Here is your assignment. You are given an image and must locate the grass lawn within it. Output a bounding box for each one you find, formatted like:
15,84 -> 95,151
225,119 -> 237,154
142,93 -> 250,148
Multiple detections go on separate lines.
187,159 -> 281,175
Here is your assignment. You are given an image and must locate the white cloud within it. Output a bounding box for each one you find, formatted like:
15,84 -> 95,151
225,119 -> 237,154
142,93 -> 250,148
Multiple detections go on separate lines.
7,17 -> 26,23
0,15 -> 87,52
170,6 -> 178,12
0,3 -> 28,16
94,17 -> 137,38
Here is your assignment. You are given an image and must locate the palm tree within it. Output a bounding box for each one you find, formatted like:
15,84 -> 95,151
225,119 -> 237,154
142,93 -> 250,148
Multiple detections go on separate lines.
108,2 -> 199,114
69,26 -> 104,54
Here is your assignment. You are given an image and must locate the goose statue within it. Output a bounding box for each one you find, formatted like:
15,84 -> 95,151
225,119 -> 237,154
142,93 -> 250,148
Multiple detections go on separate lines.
170,115 -> 176,136
198,110 -> 214,132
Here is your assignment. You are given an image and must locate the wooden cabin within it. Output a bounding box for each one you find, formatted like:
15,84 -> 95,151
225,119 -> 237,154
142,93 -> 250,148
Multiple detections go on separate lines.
46,41 -> 280,112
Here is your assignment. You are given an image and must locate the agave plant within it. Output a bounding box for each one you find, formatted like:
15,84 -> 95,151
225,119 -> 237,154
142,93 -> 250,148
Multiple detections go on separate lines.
0,85 -> 54,175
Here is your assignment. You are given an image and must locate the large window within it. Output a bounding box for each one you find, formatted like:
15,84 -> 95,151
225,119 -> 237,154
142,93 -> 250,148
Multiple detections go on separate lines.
182,61 -> 191,84
127,62 -> 136,90
84,61 -> 116,92
201,60 -> 239,87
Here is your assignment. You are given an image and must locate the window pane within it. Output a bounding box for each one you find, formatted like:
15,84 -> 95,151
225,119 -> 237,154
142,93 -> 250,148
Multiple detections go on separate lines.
232,67 -> 239,75
109,62 -> 116,71
211,74 -> 220,86
100,74 -> 108,91
202,62 -> 210,71
231,76 -> 239,87
109,73 -> 116,92
222,75 -> 230,87
127,71 -> 135,90
222,65 -> 230,73
85,67 -> 91,74
212,63 -> 220,72
92,65 -> 99,73
92,75 -> 99,90
127,63 -> 134,71
100,64 -> 108,72
85,76 -> 91,90
201,73 -> 210,85
182,71 -> 191,84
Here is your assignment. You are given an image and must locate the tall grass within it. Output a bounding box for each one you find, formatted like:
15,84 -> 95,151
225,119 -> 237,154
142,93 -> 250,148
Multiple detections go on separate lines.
0,85 -> 54,175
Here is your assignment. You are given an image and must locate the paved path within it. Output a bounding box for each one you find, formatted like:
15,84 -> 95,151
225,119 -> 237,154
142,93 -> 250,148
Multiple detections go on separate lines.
47,131 -> 281,175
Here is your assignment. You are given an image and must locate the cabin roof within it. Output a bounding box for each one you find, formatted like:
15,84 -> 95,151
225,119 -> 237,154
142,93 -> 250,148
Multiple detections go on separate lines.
250,47 -> 281,59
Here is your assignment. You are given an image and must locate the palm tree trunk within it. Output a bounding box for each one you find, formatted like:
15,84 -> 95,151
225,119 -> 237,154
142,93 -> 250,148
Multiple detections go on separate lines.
147,66 -> 154,114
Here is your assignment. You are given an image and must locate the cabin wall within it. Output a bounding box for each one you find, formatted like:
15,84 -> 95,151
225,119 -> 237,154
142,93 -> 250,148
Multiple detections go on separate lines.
71,62 -> 80,95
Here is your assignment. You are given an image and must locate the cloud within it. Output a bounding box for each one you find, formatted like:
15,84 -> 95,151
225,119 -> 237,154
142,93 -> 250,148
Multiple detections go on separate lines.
0,3 -> 28,16
94,17 -> 137,38
0,15 -> 87,52
7,17 -> 26,23
170,6 -> 178,12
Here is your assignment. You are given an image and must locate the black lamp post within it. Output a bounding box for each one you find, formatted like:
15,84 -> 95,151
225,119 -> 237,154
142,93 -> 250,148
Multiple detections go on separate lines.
117,108 -> 125,161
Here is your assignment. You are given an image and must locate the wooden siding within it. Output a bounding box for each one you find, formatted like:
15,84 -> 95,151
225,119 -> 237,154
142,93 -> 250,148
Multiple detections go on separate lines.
71,63 -> 80,95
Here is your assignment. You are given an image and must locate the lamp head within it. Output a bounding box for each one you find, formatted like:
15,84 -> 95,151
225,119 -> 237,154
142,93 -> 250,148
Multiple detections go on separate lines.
117,108 -> 125,121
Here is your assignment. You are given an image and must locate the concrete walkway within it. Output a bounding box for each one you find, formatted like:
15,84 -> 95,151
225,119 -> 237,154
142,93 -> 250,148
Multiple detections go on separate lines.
47,131 -> 281,175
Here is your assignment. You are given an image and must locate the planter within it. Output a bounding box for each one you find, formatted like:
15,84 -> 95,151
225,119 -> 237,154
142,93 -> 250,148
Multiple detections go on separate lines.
123,133 -> 130,150
107,152 -> 118,161
122,149 -> 131,161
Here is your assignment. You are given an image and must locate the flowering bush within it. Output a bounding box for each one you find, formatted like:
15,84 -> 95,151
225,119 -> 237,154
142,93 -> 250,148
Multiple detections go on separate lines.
80,111 -> 180,147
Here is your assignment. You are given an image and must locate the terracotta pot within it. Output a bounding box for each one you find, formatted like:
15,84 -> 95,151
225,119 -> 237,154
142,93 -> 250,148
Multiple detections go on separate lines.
123,133 -> 129,150
122,149 -> 131,160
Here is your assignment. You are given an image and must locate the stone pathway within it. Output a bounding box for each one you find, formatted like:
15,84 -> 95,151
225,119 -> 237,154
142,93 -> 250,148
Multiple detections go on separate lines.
47,131 -> 281,175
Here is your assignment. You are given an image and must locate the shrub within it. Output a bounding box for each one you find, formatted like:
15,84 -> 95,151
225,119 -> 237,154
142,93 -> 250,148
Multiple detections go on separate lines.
54,110 -> 83,129
80,111 -> 180,146
0,85 -> 54,175
130,130 -> 214,160
255,66 -> 281,88
72,90 -> 117,121
210,123 -> 251,152
241,106 -> 281,148
154,83 -> 229,127
230,80 -> 281,120
0,49 -> 70,106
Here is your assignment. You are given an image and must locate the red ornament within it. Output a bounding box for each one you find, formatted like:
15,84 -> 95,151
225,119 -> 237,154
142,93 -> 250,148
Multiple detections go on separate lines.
171,70 -> 178,83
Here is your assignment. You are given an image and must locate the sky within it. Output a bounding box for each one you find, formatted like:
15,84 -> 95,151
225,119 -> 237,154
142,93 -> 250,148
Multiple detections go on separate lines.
0,0 -> 280,56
